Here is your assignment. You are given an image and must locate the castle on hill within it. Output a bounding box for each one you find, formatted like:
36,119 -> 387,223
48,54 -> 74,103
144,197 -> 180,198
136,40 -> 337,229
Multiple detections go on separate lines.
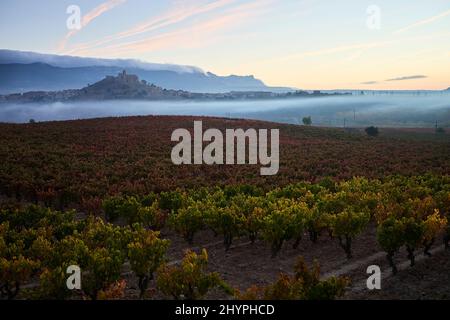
106,70 -> 140,84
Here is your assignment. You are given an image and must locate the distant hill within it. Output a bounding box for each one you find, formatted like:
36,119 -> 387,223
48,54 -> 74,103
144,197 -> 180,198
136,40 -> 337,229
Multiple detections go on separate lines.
76,70 -> 197,100
0,70 -> 199,103
0,50 -> 292,94
0,70 -> 333,104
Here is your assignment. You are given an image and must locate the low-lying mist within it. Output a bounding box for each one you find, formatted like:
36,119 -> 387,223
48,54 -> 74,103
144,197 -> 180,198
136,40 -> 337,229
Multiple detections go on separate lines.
1,95 -> 449,127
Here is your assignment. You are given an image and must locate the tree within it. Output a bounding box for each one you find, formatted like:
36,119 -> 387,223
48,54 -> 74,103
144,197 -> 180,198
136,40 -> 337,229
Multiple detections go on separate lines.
230,195 -> 265,243
81,247 -> 124,300
157,249 -> 232,300
169,202 -> 204,244
36,236 -> 88,299
421,210 -> 447,256
102,196 -> 141,225
138,201 -> 167,231
302,116 -> 312,126
290,201 -> 309,249
444,220 -> 450,249
127,227 -> 169,298
0,256 -> 39,299
377,217 -> 404,274
236,257 -> 348,300
305,206 -> 328,243
402,217 -> 424,266
207,205 -> 244,251
39,267 -> 73,300
261,200 -> 297,257
328,209 -> 370,259
0,221 -> 40,300
103,196 -> 166,229
78,218 -> 128,300
243,207 -> 265,244
159,190 -> 186,213
97,279 -> 127,300
365,126 -> 379,137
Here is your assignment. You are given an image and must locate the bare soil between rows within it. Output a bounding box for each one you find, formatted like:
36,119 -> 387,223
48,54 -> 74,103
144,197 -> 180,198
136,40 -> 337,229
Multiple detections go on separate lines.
122,223 -> 450,299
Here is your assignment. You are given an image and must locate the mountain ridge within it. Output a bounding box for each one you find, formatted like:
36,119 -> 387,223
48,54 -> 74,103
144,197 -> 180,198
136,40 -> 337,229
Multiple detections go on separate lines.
0,49 -> 203,73
0,50 -> 293,94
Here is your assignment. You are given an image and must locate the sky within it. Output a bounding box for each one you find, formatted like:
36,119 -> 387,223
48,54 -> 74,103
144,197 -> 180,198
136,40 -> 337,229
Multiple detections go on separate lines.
1,0 -> 450,90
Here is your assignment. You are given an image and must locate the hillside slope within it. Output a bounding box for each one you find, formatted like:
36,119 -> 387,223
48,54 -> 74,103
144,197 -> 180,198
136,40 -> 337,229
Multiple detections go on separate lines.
0,116 -> 448,209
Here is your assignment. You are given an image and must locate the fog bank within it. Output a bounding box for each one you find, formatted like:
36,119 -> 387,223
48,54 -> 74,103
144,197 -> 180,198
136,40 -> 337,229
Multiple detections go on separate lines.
0,95 -> 449,127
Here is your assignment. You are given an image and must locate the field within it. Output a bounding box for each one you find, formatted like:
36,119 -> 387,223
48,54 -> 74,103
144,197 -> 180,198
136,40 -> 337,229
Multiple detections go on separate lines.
0,115 -> 450,300
0,115 -> 449,211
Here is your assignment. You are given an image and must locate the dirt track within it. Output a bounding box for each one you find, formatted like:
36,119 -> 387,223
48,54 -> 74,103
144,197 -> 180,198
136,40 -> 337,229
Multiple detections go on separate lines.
121,223 -> 450,299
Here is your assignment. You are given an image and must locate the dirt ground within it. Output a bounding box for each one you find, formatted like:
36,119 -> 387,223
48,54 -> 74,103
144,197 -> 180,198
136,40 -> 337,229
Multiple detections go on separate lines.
345,250 -> 450,300
121,223 -> 450,300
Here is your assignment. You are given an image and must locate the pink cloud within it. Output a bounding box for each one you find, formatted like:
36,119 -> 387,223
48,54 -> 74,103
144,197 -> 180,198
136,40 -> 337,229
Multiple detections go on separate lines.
64,0 -> 273,57
393,8 -> 450,34
58,0 -> 127,51
63,0 -> 239,55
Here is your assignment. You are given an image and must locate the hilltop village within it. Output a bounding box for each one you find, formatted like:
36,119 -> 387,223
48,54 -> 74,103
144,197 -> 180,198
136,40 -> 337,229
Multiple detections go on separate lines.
0,70 -> 346,104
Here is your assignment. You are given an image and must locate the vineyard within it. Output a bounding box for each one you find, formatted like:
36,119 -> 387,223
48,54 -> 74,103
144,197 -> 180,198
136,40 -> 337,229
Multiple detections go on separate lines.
0,116 -> 449,212
1,116 -> 450,300
0,174 -> 449,299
